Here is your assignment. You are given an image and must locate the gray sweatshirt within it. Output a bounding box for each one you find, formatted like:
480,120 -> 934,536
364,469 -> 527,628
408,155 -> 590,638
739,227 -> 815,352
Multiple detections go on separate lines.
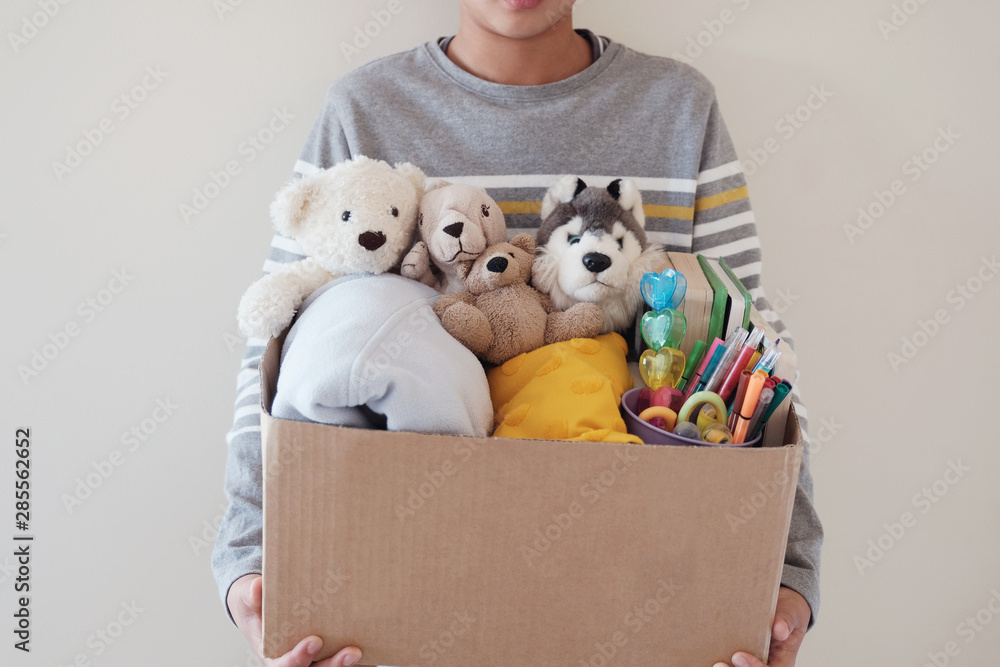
213,29 -> 823,629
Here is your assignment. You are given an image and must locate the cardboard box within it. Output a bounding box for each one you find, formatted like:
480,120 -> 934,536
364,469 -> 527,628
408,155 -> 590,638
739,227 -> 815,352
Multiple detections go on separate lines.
259,326 -> 803,666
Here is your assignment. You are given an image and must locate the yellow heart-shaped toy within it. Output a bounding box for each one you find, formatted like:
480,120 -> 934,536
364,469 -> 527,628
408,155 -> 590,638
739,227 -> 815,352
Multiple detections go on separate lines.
639,347 -> 686,390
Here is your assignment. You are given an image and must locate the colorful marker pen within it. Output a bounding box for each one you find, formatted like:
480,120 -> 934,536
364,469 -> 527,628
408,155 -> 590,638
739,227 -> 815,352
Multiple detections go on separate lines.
684,339 -> 724,400
718,327 -> 764,402
728,370 -> 752,430
746,387 -> 774,441
733,372 -> 765,444
758,382 -> 792,432
752,338 -> 782,376
677,339 -> 708,393
704,327 -> 748,395
689,346 -> 724,397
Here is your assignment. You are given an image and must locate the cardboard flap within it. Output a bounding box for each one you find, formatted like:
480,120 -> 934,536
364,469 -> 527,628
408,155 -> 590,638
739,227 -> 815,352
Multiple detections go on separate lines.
259,333 -> 287,449
259,333 -> 287,417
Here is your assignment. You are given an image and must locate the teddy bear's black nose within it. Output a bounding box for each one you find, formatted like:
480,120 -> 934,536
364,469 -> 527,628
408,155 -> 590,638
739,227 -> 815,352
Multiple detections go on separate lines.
444,222 -> 464,238
486,256 -> 508,273
583,252 -> 611,273
358,231 -> 387,251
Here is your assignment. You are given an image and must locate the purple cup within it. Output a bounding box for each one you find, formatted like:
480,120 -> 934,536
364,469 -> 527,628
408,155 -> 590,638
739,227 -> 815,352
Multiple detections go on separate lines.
620,388 -> 760,447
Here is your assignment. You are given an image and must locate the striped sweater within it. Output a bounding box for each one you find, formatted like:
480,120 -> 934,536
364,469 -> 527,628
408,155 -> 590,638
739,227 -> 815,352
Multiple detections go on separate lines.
212,30 -> 823,629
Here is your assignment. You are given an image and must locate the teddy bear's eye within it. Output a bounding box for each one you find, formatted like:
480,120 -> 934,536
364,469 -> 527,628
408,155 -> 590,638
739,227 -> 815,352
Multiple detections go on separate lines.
342,211 -> 351,222
568,234 -> 581,245
481,204 -> 490,217
616,237 -> 624,250
391,206 -> 399,217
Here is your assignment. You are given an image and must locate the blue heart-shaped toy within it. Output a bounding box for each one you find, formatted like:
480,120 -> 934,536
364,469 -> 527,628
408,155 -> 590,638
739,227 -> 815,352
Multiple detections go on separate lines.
640,269 -> 687,311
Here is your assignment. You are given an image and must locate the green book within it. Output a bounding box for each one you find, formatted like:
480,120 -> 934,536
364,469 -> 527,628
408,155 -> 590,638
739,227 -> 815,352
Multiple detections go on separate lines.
719,257 -> 752,331
700,256 -> 735,337
702,255 -> 752,335
696,254 -> 728,342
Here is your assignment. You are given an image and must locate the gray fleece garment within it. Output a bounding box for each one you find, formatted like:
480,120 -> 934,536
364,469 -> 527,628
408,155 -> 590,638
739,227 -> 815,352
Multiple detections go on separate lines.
271,273 -> 492,437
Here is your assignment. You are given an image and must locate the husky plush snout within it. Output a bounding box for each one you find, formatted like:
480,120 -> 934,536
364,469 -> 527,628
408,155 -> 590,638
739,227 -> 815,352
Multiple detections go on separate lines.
532,176 -> 666,333
583,252 -> 611,273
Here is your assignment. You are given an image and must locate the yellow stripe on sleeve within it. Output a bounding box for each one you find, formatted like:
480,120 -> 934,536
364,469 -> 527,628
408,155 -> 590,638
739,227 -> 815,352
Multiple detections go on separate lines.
694,186 -> 748,212
497,201 -> 543,215
643,204 -> 694,221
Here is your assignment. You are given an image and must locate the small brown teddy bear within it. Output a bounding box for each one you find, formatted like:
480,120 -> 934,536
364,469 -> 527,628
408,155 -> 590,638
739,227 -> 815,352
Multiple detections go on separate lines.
433,234 -> 605,366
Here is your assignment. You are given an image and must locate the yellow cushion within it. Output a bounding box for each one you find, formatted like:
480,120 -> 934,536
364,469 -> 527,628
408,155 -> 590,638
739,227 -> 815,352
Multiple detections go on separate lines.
487,333 -> 641,443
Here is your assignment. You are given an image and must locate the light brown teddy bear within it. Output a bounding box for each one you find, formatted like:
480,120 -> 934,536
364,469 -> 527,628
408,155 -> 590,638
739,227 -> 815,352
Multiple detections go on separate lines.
433,234 -> 605,366
401,181 -> 508,293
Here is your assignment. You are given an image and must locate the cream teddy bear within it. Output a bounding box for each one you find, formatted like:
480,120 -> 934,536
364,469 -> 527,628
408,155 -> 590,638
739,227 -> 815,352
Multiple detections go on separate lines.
238,156 -> 425,339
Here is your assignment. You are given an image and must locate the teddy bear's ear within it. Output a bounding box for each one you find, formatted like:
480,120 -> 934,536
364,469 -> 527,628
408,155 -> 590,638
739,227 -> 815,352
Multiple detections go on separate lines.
269,175 -> 324,237
509,233 -> 536,255
394,162 -> 427,196
606,178 -> 645,229
540,175 -> 586,220
422,179 -> 452,192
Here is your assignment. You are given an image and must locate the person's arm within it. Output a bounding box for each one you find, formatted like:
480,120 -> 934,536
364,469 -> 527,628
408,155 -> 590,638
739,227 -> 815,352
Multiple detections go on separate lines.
211,82 -> 351,622
689,98 -> 823,636
211,86 -> 371,667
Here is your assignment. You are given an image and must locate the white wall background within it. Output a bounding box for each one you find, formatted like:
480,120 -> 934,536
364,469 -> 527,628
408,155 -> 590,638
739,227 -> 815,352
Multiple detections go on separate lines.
2,1 -> 998,665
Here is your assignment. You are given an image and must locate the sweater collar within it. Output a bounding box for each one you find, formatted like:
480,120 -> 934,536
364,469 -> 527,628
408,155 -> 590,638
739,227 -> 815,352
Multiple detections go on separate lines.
422,30 -> 622,102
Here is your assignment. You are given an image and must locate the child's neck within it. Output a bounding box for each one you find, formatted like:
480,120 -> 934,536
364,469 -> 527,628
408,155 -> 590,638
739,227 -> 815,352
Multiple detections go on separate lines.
447,18 -> 592,86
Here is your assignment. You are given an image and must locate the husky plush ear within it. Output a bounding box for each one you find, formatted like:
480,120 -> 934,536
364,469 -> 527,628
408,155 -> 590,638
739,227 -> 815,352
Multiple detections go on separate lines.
606,178 -> 645,228
541,175 -> 587,220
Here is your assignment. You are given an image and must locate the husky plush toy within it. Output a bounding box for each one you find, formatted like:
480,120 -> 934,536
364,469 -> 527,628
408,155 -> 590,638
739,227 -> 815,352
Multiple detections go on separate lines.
531,176 -> 666,334
486,176 -> 665,443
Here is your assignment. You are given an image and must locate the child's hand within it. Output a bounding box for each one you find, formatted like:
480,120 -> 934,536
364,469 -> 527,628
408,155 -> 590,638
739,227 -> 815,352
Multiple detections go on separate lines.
713,586 -> 811,667
228,574 -> 371,667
